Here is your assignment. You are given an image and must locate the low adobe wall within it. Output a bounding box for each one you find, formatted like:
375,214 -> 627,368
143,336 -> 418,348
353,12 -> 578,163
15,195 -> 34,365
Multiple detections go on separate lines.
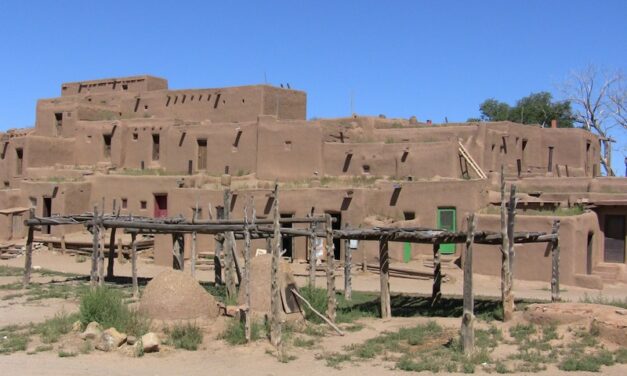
473,211 -> 603,289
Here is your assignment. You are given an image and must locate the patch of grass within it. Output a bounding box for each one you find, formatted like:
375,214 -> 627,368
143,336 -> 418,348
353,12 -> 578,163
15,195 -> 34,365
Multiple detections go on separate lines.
298,287 -> 328,324
0,282 -> 22,290
614,348 -> 627,363
165,323 -> 203,351
35,344 -> 53,352
35,311 -> 78,344
293,337 -> 315,348
58,349 -> 77,357
2,293 -> 23,300
219,319 -> 265,345
509,323 -> 536,343
78,286 -> 149,337
559,349 -> 615,372
579,293 -> 627,309
318,352 -> 351,368
0,327 -> 29,354
0,265 -> 23,277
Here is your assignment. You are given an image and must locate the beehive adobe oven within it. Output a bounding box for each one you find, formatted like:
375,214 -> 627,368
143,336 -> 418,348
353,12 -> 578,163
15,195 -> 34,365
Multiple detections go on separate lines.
1,75 -> 626,288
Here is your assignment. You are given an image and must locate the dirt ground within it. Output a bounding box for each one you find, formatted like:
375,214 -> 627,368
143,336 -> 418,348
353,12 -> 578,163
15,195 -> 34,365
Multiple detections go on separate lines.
1,250 -> 626,375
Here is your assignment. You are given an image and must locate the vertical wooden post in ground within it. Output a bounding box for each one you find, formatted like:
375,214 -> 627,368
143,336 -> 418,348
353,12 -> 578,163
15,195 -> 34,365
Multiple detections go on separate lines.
343,223 -> 352,301
270,185 -> 282,347
60,235 -> 66,255
551,219 -> 561,302
379,234 -> 391,319
98,210 -> 106,287
214,237 -> 223,285
131,232 -> 139,299
173,233 -> 184,270
462,213 -> 476,355
191,201 -> 198,278
505,184 -> 517,321
223,189 -> 237,300
326,213 -> 337,322
106,227 -> 117,280
243,200 -> 254,342
499,166 -> 513,322
90,206 -> 99,288
431,242 -> 442,306
308,219 -> 316,288
22,208 -> 35,288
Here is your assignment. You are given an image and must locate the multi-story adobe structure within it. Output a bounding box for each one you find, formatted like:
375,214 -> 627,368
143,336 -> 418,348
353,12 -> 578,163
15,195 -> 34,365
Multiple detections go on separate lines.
1,75 -> 626,288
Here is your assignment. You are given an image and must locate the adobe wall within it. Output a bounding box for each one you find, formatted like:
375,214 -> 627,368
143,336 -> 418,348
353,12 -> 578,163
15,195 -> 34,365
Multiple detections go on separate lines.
61,76 -> 168,96
473,212 -> 602,288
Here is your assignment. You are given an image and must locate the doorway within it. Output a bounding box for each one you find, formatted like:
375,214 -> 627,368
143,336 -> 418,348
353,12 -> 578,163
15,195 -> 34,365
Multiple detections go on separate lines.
437,207 -> 456,254
197,139 -> 207,170
604,215 -> 625,263
154,194 -> 168,218
43,197 -> 52,234
280,213 -> 294,259
587,232 -> 594,274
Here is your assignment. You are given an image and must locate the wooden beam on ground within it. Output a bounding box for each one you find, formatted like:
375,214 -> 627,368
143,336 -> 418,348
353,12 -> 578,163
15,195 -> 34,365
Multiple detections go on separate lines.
379,234 -> 391,319
431,242 -> 441,306
326,213 -> 337,322
461,213 -> 476,355
291,288 -> 344,336
22,208 -> 35,288
551,219 -> 561,302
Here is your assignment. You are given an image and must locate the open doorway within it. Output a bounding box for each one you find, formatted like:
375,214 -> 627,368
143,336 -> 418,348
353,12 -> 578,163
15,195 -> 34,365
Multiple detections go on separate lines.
280,213 -> 294,259
604,215 -> 625,263
587,232 -> 594,274
43,197 -> 52,234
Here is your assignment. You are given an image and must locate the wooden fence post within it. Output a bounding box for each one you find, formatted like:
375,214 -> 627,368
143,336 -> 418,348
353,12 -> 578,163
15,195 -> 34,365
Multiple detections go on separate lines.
60,235 -> 66,255
243,200 -> 254,342
22,208 -> 35,288
500,166 -> 513,322
551,219 -> 561,302
98,211 -> 105,287
214,237 -> 223,285
326,213 -> 337,322
90,206 -> 99,288
431,242 -> 441,306
308,219 -> 317,288
270,185 -> 282,347
379,234 -> 391,319
131,233 -> 139,299
223,189 -> 237,300
106,227 -> 117,280
461,213 -> 476,355
344,223 -> 352,301
191,201 -> 198,278
505,184 -> 517,320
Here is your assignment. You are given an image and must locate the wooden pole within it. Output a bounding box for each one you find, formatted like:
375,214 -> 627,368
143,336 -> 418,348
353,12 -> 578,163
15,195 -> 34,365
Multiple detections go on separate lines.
308,219 -> 316,288
173,233 -> 184,270
60,235 -> 66,255
325,213 -> 337,322
131,233 -> 139,299
343,223 -> 352,301
243,200 -> 254,342
379,234 -> 391,319
106,227 -> 117,280
551,219 -> 561,302
191,201 -> 198,278
98,210 -> 105,287
500,166 -> 513,322
22,208 -> 35,288
214,237 -> 223,285
461,213 -> 476,355
224,189 -> 237,300
90,206 -> 99,288
291,289 -> 344,336
431,242 -> 441,306
270,185 -> 282,347
505,184 -> 517,320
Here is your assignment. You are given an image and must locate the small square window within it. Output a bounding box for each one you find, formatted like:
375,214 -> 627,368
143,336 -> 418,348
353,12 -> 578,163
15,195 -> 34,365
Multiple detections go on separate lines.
122,84 -> 128,90
121,198 -> 128,209
132,133 -> 138,140
140,200 -> 147,209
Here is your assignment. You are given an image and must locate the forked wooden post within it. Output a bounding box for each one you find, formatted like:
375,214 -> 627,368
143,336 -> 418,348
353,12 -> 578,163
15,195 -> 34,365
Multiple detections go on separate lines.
106,227 -> 117,280
551,219 -> 561,302
22,208 -> 35,288
90,206 -> 99,288
344,223 -> 352,301
308,219 -> 316,288
130,232 -> 139,299
223,189 -> 237,299
270,185 -> 282,347
431,242 -> 442,306
461,213 -> 476,355
379,234 -> 391,319
325,213 -> 337,322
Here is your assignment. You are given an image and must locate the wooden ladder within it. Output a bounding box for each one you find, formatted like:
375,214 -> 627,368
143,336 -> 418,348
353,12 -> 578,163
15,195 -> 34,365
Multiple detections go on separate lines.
458,141 -> 487,179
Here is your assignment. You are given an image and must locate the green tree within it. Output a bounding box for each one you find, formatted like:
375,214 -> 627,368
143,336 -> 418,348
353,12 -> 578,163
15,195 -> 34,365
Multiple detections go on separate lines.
471,92 -> 574,128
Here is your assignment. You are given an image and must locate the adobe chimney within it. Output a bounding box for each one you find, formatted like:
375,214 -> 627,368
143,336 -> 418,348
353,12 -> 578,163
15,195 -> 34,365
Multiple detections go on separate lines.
551,119 -> 557,128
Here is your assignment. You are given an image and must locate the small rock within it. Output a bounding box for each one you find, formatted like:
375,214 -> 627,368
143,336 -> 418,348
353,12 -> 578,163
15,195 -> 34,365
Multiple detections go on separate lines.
127,335 -> 137,345
118,343 -> 141,357
102,327 -> 127,348
80,322 -> 102,340
71,320 -> 82,333
141,332 -> 160,353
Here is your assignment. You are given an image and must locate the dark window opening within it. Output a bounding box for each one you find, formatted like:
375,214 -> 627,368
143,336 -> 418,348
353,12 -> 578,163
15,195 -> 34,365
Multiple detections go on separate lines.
54,113 -> 63,134
144,105 -> 148,110
15,148 -> 23,175
280,213 -> 294,258
43,197 -> 52,234
174,96 -> 178,105
587,232 -> 594,274
198,95 -> 203,101
121,198 -> 128,209
152,134 -> 160,161
326,212 -> 342,260
140,200 -> 147,209
134,98 -> 140,112
3,181 -> 9,188
342,153 -> 353,172
122,84 -> 128,90
103,134 -> 112,159
214,93 -> 221,109
547,146 -> 554,172
604,215 -> 625,263
166,96 -> 171,107
234,130 -> 243,148
182,94 -> 186,104
132,132 -> 138,140
403,211 -> 416,220
154,194 -> 168,218
362,164 -> 370,174
190,95 -> 194,101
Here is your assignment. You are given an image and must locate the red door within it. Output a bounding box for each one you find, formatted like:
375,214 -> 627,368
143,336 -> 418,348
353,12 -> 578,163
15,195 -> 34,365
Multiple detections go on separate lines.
154,194 -> 168,218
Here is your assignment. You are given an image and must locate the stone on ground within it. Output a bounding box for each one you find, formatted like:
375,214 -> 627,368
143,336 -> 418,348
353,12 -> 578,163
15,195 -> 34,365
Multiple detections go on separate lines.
139,270 -> 219,320
141,332 -> 160,353
80,321 -> 102,340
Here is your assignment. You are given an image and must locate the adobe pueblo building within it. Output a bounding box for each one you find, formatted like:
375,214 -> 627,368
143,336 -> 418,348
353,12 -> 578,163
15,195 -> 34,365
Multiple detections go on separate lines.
1,75 -> 626,288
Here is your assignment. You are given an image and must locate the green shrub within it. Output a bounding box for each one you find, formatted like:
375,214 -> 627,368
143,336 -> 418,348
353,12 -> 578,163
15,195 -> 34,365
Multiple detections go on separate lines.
219,319 -> 264,345
79,287 -> 149,336
58,349 -> 77,357
165,323 -> 203,351
299,287 -> 328,324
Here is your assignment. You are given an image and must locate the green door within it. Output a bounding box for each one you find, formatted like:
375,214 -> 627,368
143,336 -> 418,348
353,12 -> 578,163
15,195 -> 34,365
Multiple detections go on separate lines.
403,242 -> 412,263
437,208 -> 456,254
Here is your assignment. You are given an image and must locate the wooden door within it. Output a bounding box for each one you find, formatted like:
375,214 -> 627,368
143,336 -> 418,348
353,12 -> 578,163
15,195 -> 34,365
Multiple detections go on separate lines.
154,194 -> 168,218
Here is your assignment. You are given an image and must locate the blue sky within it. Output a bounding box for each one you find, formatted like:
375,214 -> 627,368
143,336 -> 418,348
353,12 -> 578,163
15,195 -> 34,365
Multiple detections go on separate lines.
0,1 -> 625,173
